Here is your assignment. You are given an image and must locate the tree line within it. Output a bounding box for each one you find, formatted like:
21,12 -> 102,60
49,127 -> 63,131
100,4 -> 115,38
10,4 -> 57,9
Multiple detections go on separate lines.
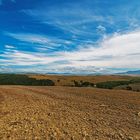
0,74 -> 140,91
72,78 -> 140,90
96,79 -> 140,89
0,74 -> 55,86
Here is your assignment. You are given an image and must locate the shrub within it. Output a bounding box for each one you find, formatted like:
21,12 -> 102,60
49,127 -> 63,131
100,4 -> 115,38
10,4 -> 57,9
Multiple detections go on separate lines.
96,81 -> 130,89
73,80 -> 94,87
126,86 -> 132,90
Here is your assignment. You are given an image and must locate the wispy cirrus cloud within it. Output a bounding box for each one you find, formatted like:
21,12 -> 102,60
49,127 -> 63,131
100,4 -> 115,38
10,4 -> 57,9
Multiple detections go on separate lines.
6,32 -> 72,45
5,45 -> 15,49
1,30 -> 140,74
23,0 -> 140,39
0,49 -> 59,66
5,32 -> 73,51
23,4 -> 106,38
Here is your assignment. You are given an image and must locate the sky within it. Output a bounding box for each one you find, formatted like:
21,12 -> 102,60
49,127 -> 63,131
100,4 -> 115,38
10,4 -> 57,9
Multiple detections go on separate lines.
0,0 -> 140,74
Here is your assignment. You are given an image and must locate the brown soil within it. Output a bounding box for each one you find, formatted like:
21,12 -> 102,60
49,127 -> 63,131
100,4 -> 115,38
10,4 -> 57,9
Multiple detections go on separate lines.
0,86 -> 140,140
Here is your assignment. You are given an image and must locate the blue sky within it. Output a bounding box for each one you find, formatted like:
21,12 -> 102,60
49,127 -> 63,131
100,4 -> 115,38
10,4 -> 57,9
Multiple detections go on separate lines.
0,0 -> 140,74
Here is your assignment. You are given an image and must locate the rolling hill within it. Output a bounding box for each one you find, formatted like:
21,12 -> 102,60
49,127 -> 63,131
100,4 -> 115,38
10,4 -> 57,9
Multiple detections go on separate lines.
118,70 -> 140,75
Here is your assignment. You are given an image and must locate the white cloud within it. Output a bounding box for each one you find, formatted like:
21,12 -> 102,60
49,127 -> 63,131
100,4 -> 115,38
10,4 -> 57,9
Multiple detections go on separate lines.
96,25 -> 106,34
5,32 -> 73,50
0,50 -> 60,66
5,45 -> 15,49
1,30 -> 140,74
23,6 -> 106,37
58,30 -> 140,68
6,33 -> 52,44
22,1 -> 140,40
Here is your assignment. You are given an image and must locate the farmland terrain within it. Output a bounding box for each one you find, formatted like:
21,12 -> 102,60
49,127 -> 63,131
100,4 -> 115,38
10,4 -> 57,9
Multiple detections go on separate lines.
29,75 -> 132,86
0,86 -> 140,140
29,74 -> 140,91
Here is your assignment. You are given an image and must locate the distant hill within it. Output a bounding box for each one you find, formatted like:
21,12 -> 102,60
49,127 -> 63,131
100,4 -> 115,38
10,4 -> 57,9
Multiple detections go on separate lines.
118,70 -> 140,75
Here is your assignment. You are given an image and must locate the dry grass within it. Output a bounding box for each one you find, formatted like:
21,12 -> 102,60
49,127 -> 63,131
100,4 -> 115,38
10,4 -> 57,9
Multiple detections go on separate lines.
0,86 -> 140,140
129,83 -> 140,91
115,83 -> 140,92
29,75 -> 132,86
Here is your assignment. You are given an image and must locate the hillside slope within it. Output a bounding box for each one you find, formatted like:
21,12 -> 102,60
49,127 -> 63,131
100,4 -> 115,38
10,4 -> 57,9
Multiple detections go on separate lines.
29,75 -> 132,86
118,70 -> 140,75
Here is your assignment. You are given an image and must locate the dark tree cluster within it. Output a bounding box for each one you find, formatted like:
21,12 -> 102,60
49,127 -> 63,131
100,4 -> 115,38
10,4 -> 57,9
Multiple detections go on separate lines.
0,74 -> 55,86
96,81 -> 130,89
73,80 -> 94,87
96,78 -> 140,89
